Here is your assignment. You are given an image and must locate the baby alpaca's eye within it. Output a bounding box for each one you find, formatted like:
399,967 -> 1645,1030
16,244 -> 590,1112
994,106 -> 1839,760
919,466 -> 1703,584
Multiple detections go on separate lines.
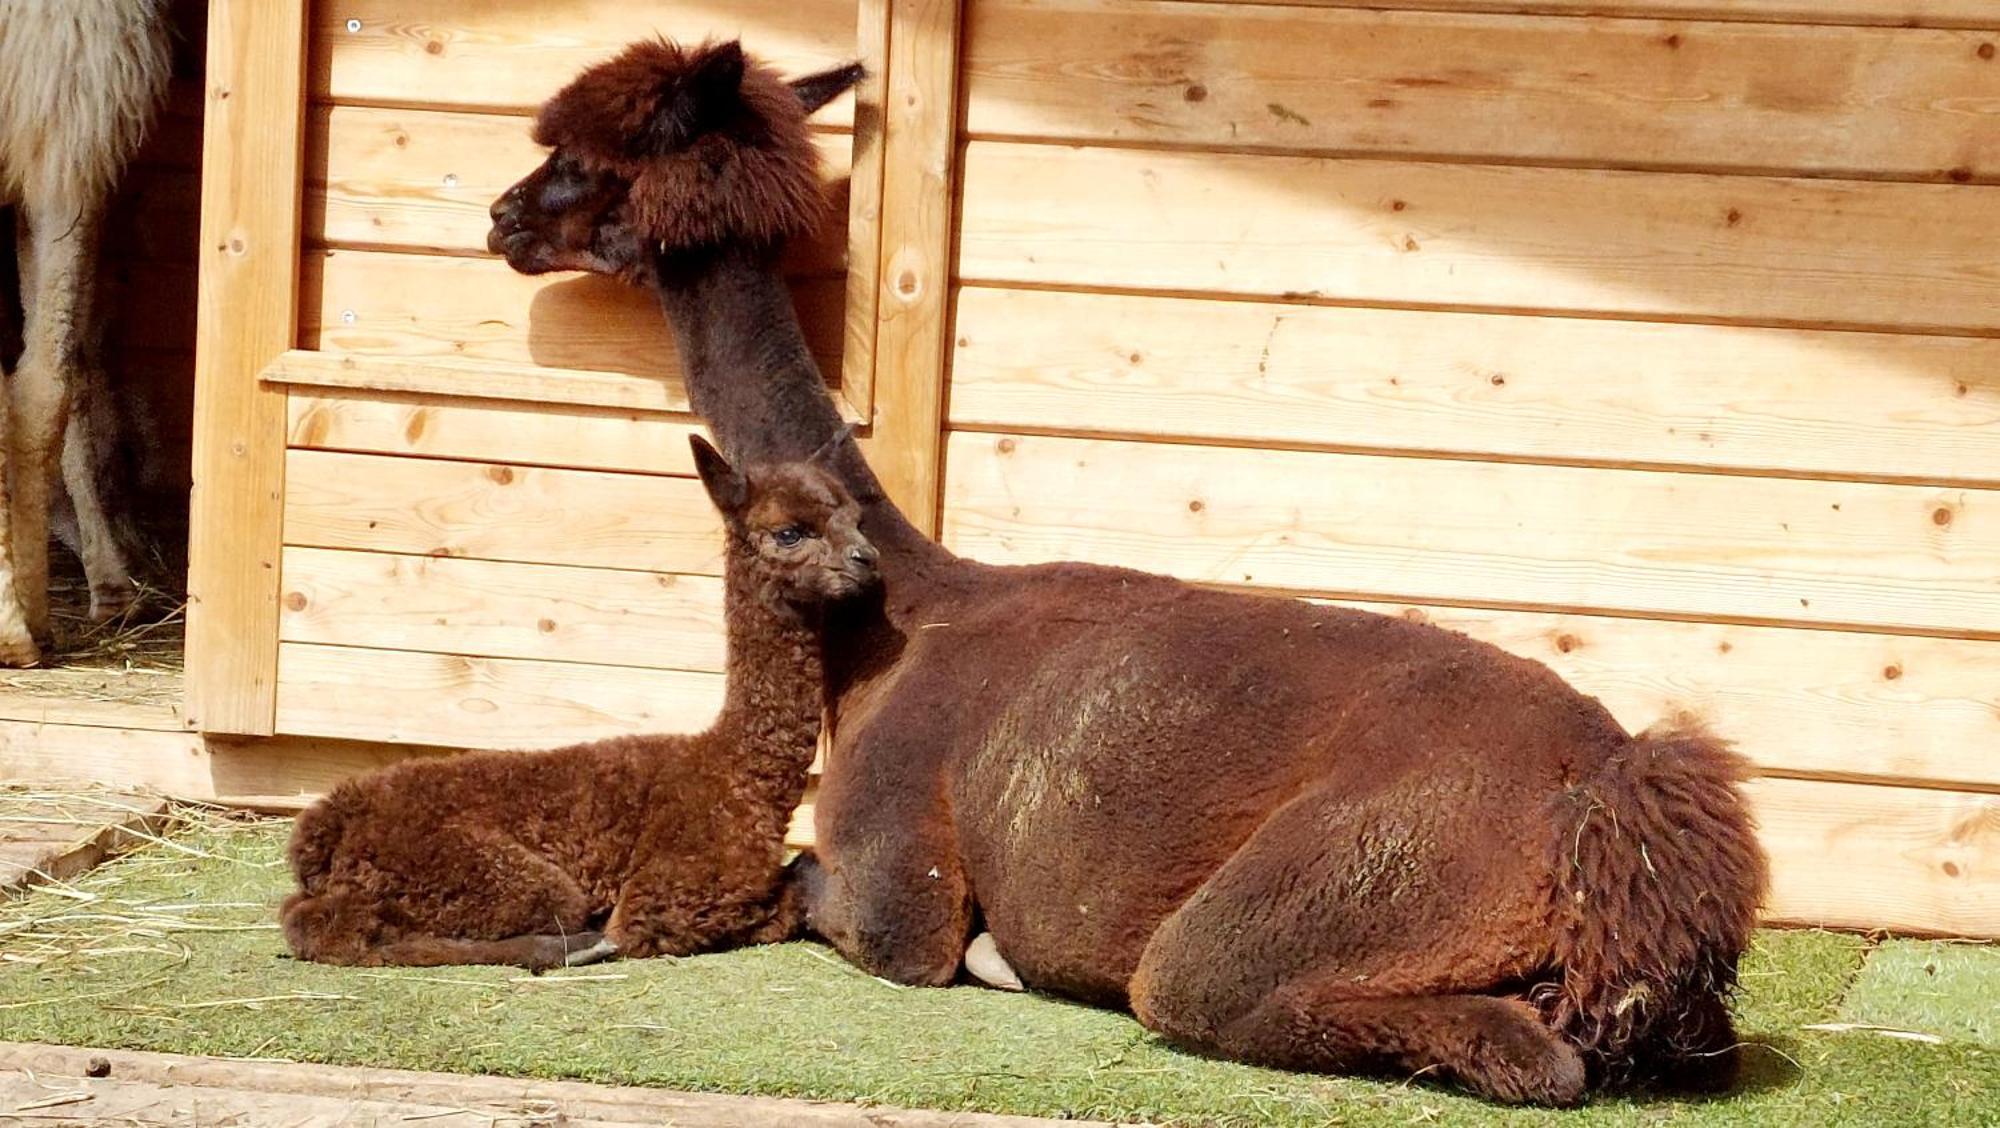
774,526 -> 805,547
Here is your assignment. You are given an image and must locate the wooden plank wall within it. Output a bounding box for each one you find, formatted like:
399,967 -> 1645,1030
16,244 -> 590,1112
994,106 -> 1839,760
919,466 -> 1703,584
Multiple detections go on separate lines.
940,0 -> 2000,934
277,0 -> 863,746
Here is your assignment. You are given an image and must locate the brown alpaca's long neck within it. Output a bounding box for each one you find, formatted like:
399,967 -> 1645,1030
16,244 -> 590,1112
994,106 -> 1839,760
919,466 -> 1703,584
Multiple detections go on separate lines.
650,245 -> 954,590
710,534 -> 827,821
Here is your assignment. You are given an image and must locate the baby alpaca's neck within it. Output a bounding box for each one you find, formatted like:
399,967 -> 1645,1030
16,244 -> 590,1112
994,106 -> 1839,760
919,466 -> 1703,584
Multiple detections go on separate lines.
707,537 -> 825,830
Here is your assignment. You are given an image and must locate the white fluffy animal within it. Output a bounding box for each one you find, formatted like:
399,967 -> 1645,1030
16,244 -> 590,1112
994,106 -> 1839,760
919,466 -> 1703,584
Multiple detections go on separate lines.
0,0 -> 171,663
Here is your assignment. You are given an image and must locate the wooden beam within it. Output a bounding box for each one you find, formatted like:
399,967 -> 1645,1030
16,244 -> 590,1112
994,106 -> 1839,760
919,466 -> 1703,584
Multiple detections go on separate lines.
839,0 -> 894,421
965,1 -> 2000,183
185,0 -> 308,734
861,0 -> 963,534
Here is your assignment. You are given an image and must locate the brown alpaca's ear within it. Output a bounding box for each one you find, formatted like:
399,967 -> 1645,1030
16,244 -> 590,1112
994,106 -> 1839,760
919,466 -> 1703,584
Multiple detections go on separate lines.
690,435 -> 748,515
639,40 -> 747,156
790,62 -> 865,115
807,423 -> 858,470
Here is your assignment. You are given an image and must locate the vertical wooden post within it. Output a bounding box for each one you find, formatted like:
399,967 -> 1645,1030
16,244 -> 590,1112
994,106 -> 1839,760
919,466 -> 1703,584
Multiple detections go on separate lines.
184,0 -> 308,734
838,0 -> 893,425
860,0 -> 962,535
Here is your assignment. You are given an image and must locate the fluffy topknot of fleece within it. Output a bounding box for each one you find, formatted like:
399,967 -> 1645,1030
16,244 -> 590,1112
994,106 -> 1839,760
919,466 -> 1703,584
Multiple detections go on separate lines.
532,39 -> 828,251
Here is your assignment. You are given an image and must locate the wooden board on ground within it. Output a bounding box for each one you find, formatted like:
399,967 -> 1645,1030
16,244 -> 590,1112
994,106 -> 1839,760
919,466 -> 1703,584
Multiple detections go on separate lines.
964,0 -> 2000,181
948,286 -> 2000,485
300,250 -> 846,381
940,431 -> 2000,635
0,792 -> 170,894
312,0 -> 863,121
273,643 -> 724,748
956,142 -> 2000,334
282,449 -> 725,575
0,1042 -> 1100,1128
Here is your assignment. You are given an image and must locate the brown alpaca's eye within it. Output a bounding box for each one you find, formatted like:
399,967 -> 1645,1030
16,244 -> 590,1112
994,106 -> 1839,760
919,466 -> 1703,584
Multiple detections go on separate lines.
774,526 -> 805,547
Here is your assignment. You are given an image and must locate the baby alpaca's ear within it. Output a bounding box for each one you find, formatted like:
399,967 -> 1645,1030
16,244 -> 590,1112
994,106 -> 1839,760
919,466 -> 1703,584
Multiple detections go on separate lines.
807,423 -> 857,470
690,435 -> 748,515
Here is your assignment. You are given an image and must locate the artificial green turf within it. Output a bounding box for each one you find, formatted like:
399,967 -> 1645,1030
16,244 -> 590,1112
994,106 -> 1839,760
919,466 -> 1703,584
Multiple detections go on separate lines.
1,813 -> 1993,1127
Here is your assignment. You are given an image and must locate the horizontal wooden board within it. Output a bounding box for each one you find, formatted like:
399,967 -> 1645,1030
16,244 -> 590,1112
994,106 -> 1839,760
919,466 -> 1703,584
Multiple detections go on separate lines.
1747,776 -> 1996,936
307,104 -> 852,271
948,287 -> 2000,484
0,721 -> 211,797
300,249 -> 847,379
287,387 -> 707,475
280,547 -> 726,672
956,142 -> 2000,333
1343,599 -> 2000,789
313,0 -> 862,120
267,351 -> 699,415
939,431 -> 2000,634
283,449 -> 724,574
274,642 -> 723,748
1184,1 -> 2000,30
965,0 -> 2000,181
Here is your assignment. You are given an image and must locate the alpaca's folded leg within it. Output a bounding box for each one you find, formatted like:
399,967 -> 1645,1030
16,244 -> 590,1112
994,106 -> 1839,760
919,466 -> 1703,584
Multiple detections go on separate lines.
562,936 -> 620,967
360,931 -> 606,972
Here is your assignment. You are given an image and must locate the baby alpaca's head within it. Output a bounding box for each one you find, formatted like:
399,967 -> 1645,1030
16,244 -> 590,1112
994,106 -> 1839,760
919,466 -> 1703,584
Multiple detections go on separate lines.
691,432 -> 877,606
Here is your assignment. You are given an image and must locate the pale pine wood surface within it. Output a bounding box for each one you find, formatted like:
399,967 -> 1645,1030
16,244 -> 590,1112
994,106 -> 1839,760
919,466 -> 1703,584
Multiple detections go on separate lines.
266,351 -> 699,415
1164,0 -> 2000,29
966,0 -> 2000,181
282,449 -> 724,575
185,0 -> 308,735
301,251 -> 847,379
1746,776 -> 1997,935
287,388 -> 708,475
280,547 -> 727,672
313,0 -> 862,120
940,431 -> 1999,634
860,0 -> 965,533
274,643 -> 723,748
840,0 -> 895,421
949,287 -> 2000,484
956,142 -> 2000,333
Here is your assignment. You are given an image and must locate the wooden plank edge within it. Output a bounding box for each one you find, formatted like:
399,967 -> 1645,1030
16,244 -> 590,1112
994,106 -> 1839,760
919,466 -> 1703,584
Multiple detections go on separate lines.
264,350 -> 865,423
1132,0 -> 2000,33
0,795 -> 173,893
0,1043 -> 1101,1128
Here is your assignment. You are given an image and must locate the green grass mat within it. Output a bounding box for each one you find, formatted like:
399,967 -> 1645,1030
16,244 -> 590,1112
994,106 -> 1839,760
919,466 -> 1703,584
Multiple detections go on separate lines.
1,810 -> 1992,1127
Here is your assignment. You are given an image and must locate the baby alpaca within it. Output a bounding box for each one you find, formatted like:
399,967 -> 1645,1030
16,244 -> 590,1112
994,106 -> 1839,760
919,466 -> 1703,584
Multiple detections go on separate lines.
281,433 -> 876,970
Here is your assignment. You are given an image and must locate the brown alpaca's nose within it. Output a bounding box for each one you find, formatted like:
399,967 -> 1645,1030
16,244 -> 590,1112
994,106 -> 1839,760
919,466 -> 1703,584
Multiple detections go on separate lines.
848,544 -> 879,571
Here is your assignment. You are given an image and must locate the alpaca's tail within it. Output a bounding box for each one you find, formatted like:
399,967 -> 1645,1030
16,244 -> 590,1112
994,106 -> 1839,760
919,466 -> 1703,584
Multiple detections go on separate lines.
1542,721 -> 1768,1090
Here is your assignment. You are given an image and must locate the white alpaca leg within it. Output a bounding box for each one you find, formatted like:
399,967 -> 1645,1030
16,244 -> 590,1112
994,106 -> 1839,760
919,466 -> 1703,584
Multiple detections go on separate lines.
0,327 -> 30,665
62,395 -> 138,621
964,931 -> 1023,992
11,205 -> 98,646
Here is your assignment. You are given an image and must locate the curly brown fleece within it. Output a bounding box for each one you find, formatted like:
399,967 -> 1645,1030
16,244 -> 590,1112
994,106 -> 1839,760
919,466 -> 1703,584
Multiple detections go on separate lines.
280,436 -> 877,970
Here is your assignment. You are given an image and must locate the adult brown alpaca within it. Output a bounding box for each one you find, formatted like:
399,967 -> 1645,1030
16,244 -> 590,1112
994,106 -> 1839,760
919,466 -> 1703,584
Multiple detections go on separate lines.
282,434 -> 878,970
487,41 -> 1768,1103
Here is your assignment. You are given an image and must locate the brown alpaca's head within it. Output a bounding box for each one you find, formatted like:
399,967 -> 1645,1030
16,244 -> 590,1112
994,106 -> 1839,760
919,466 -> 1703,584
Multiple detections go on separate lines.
691,431 -> 877,606
487,39 -> 863,282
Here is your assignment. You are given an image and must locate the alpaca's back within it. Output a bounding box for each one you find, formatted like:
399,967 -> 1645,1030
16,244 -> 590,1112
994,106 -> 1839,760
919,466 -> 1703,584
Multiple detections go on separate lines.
0,0 -> 170,205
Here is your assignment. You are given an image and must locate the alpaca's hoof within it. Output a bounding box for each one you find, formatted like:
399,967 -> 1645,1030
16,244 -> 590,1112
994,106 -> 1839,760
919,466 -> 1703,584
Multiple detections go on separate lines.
564,937 -> 621,968
0,633 -> 40,668
964,932 -> 1023,992
88,581 -> 140,623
